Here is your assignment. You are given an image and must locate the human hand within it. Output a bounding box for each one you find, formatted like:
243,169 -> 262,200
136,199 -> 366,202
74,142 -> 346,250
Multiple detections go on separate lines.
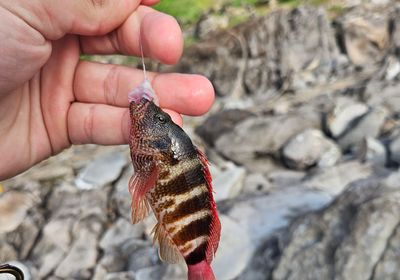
0,0 -> 214,180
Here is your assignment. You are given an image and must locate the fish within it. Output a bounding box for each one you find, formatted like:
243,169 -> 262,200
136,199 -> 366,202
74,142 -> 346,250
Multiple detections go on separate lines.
127,64 -> 221,280
0,263 -> 24,280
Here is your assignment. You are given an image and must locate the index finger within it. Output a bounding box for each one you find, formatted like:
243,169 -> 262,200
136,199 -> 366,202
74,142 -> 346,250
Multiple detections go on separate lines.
73,61 -> 215,116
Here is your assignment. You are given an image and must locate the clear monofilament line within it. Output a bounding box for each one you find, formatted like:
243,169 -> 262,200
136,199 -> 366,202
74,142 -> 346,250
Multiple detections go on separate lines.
140,38 -> 148,81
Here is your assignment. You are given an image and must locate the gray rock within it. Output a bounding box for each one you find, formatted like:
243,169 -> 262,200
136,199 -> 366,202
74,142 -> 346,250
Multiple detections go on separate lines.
195,109 -> 255,146
170,6 -> 340,96
112,166 -> 133,221
213,215 -> 254,280
355,137 -> 387,165
54,228 -> 98,279
135,266 -> 166,280
227,188 -> 331,245
282,129 -> 341,170
75,152 -> 127,189
389,133 -> 400,164
100,218 -> 144,251
335,5 -> 390,65
267,170 -> 306,189
0,241 -> 17,261
304,161 -> 375,196
215,109 -> 319,171
213,163 -> 246,201
325,98 -> 369,139
0,191 -> 35,234
104,271 -> 135,280
337,107 -> 388,151
272,175 -> 400,280
242,173 -> 272,194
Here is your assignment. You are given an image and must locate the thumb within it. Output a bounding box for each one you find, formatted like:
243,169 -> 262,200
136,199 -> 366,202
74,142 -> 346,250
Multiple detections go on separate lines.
2,0 -> 141,39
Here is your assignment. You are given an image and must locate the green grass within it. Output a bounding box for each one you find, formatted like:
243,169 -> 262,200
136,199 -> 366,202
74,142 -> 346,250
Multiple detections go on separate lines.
154,0 -> 214,26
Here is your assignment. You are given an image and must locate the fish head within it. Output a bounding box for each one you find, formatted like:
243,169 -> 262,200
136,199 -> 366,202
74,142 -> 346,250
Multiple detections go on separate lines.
129,98 -> 174,152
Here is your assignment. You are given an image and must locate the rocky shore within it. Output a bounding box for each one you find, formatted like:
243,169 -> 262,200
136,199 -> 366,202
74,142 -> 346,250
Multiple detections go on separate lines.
1,2 -> 400,280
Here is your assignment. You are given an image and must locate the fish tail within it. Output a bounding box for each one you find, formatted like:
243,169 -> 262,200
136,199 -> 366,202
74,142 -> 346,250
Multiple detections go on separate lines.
187,261 -> 216,280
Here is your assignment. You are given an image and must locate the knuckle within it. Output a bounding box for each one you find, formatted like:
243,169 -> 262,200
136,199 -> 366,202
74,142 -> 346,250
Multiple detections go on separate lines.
103,65 -> 120,106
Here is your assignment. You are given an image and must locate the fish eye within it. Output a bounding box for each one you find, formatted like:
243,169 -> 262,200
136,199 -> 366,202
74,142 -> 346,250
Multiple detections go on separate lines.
155,113 -> 167,124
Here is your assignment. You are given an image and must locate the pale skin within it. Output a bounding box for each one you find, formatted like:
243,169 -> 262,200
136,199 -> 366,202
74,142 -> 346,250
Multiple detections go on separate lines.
0,0 -> 214,180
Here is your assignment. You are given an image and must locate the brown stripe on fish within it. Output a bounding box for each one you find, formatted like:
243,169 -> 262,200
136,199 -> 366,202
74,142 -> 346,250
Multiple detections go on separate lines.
185,242 -> 208,265
166,210 -> 211,237
172,215 -> 212,244
158,165 -> 206,197
179,235 -> 208,255
157,158 -> 199,185
163,193 -> 210,224
151,184 -> 208,212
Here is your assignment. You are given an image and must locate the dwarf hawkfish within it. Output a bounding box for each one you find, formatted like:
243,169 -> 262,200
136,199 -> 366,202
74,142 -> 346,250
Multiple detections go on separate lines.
127,44 -> 221,280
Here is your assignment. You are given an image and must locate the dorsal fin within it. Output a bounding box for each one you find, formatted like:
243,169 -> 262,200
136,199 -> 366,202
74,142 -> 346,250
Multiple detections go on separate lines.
195,147 -> 221,264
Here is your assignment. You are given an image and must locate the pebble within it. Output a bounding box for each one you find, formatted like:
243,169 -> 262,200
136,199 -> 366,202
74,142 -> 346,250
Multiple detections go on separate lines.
100,218 -> 144,251
282,129 -> 341,170
0,191 -> 34,234
75,152 -> 127,189
213,163 -> 246,201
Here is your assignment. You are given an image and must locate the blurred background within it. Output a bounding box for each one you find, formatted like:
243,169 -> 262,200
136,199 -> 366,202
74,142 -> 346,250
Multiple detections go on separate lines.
1,0 -> 400,279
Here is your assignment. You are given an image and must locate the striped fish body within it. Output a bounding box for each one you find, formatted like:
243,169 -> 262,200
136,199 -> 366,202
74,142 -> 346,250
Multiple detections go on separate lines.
128,98 -> 220,280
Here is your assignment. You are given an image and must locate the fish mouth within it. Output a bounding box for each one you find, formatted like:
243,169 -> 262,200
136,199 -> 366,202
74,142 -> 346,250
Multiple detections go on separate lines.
129,98 -> 150,116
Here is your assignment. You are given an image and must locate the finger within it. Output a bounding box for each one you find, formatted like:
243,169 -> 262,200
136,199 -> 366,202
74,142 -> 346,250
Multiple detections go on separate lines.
74,61 -> 215,116
3,0 -> 141,39
141,0 -> 160,5
68,103 -> 183,145
79,6 -> 183,64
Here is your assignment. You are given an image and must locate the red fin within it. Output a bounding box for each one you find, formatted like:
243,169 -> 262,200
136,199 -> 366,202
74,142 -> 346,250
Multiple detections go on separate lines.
195,148 -> 221,264
129,168 -> 158,224
188,261 -> 216,280
152,222 -> 183,263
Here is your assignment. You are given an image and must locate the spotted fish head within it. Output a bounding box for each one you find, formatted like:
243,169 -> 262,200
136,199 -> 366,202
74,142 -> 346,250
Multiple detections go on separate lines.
129,98 -> 196,160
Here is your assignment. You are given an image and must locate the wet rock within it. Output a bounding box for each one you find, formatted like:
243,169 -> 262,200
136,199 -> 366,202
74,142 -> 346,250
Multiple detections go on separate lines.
355,137 -> 387,165
213,215 -> 254,280
324,98 -> 369,139
272,175 -> 400,280
337,107 -> 388,150
304,161 -> 375,196
0,191 -> 35,234
195,109 -> 255,146
213,163 -> 246,201
282,129 -> 341,170
335,5 -> 390,65
75,152 -> 127,189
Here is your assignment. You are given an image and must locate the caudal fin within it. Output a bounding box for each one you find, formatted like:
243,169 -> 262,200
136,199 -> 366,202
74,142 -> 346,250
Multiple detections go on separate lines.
188,261 -> 216,280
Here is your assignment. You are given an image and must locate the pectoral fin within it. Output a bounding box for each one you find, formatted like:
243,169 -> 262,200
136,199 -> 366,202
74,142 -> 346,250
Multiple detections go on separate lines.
129,168 -> 158,224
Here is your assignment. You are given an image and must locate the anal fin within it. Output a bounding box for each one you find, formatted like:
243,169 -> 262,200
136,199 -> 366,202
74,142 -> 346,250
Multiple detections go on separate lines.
152,222 -> 183,264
